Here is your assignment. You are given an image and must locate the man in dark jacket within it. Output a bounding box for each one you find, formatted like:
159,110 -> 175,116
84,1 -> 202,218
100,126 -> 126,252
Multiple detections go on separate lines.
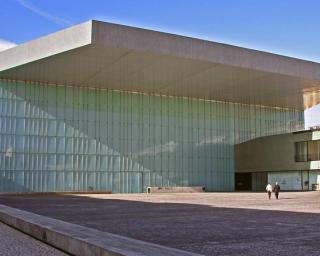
274,182 -> 280,199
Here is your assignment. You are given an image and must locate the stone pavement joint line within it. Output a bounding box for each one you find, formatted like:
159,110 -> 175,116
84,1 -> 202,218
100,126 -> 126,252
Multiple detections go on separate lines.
0,204 -> 202,256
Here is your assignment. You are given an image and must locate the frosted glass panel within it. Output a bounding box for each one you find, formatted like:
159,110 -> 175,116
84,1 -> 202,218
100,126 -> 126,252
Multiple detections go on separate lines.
0,81 -> 304,193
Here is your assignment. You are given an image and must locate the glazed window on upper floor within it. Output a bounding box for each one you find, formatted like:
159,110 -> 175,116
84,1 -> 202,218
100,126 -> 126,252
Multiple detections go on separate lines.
295,140 -> 320,162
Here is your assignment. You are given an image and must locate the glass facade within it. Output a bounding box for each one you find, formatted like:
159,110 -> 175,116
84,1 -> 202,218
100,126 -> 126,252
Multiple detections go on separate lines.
0,81 -> 304,193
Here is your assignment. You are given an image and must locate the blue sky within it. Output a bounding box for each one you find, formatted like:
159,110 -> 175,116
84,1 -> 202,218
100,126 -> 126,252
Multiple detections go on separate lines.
0,0 -> 319,127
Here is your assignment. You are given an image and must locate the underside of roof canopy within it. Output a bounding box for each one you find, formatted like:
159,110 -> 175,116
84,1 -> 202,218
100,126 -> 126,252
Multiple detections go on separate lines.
0,20 -> 320,110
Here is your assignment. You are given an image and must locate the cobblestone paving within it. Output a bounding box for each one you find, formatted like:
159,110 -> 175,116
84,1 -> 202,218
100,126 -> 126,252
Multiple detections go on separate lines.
0,222 -> 68,256
1,192 -> 320,256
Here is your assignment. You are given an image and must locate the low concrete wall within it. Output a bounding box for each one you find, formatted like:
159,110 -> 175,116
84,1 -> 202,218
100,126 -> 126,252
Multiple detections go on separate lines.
147,186 -> 205,193
0,191 -> 112,196
0,204 -> 201,256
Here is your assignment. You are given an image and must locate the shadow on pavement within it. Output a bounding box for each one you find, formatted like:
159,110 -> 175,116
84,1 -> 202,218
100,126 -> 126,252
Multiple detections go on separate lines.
0,194 -> 319,256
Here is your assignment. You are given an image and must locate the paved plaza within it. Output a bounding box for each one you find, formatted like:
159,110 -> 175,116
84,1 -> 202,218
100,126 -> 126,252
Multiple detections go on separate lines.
0,192 -> 320,256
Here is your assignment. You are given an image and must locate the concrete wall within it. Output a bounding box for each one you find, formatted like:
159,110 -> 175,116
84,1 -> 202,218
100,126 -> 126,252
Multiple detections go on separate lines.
236,130 -> 320,191
235,131 -> 320,173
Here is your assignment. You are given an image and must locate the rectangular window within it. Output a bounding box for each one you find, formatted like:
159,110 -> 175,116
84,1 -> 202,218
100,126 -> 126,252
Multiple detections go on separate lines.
295,140 -> 320,162
307,140 -> 319,161
295,141 -> 307,162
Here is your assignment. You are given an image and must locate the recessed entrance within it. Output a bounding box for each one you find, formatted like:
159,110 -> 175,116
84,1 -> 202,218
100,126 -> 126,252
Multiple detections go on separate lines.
235,173 -> 252,191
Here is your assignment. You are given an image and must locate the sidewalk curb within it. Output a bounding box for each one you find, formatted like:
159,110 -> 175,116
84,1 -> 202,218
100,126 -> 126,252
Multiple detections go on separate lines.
0,204 -> 202,256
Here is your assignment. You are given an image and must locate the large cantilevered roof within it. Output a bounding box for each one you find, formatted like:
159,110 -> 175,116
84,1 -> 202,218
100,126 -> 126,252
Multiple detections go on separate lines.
0,20 -> 320,110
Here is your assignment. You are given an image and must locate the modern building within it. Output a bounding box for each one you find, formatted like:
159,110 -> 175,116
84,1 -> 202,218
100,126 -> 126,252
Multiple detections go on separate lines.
0,20 -> 319,193
236,129 -> 320,191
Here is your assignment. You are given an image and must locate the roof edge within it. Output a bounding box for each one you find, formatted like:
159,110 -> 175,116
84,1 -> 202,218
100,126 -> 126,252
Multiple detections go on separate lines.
91,20 -> 320,81
0,20 -> 93,71
1,19 -> 320,81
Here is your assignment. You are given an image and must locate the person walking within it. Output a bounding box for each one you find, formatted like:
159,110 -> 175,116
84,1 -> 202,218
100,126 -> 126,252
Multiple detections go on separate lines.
274,182 -> 281,199
266,183 -> 273,199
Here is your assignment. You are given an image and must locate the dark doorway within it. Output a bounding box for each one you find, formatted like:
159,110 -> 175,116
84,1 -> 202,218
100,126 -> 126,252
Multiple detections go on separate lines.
235,173 -> 252,191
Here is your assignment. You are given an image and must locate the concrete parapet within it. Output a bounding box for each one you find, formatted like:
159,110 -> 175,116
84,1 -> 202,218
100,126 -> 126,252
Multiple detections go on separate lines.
0,204 -> 202,256
0,191 -> 112,196
147,186 -> 205,193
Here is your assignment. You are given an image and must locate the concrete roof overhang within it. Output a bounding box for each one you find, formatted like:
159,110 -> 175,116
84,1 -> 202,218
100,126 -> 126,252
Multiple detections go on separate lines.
0,20 -> 320,110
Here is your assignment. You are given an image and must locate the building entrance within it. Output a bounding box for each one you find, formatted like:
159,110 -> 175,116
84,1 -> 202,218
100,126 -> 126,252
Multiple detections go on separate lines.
235,173 -> 252,191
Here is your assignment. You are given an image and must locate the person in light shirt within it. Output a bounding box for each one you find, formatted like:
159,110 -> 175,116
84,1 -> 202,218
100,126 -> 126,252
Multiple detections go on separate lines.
266,183 -> 273,200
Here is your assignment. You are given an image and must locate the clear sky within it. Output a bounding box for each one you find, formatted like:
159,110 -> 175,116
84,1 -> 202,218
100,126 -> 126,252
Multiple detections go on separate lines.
0,0 -> 319,127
